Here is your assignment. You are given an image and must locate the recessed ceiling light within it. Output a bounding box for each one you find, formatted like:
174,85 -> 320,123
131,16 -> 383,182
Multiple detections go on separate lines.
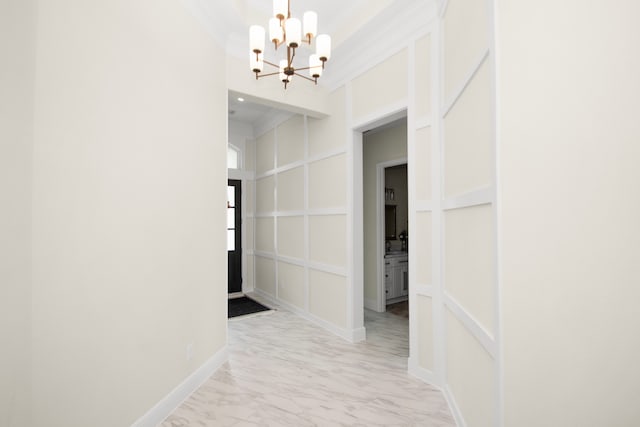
237,97 -> 245,102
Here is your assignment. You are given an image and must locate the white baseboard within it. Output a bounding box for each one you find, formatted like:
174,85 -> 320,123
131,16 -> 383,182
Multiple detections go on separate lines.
350,326 -> 367,342
442,384 -> 466,427
407,356 -> 438,385
364,297 -> 382,312
131,346 -> 228,427
407,358 -> 464,427
253,289 -> 366,343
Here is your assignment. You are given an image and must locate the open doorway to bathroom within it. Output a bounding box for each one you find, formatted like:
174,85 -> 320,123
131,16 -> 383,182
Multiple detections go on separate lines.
360,115 -> 409,354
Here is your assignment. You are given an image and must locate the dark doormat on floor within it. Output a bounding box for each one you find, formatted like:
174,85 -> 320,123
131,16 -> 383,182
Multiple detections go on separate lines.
228,296 -> 272,318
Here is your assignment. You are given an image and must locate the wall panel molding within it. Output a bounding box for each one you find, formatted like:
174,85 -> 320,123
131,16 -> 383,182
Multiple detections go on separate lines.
253,289 -> 365,343
443,187 -> 493,210
437,0 -> 500,424
444,293 -> 497,357
443,49 -> 490,118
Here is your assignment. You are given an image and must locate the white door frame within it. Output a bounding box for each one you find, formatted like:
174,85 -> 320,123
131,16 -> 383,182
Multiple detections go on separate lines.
349,107 -> 407,337
375,158 -> 408,312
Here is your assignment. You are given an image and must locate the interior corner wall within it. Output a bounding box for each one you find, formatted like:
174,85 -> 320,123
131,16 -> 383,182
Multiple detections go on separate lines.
253,87 -> 352,339
30,1 -> 228,426
362,124 -> 407,309
0,1 -> 35,425
497,1 -> 640,425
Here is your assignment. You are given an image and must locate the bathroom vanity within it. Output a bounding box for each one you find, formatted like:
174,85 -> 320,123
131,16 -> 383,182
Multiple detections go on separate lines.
384,252 -> 408,303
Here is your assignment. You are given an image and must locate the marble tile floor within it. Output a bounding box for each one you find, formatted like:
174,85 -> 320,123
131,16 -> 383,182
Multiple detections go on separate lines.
161,296 -> 455,426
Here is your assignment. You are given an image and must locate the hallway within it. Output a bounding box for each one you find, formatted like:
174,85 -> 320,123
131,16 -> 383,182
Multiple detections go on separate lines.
162,300 -> 454,426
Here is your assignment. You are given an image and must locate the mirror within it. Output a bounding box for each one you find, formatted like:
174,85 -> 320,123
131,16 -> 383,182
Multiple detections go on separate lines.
385,205 -> 397,240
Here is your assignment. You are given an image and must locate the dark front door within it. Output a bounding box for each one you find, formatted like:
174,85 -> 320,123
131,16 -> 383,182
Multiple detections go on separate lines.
227,180 -> 242,293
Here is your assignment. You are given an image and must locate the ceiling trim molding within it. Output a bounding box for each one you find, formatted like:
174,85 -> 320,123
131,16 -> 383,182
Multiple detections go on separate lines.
182,0 -> 245,50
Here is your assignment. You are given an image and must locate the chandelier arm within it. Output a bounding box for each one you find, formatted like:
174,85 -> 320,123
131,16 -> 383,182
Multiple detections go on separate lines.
293,72 -> 317,83
263,60 -> 280,69
256,71 -> 282,78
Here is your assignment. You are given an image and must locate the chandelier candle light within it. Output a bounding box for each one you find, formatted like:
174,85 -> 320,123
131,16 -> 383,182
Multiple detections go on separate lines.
249,0 -> 331,89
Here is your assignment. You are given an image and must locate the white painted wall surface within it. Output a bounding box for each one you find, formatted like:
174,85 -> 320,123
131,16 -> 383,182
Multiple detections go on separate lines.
351,49 -> 409,121
30,1 -> 228,425
497,1 -> 640,425
0,1 -> 35,425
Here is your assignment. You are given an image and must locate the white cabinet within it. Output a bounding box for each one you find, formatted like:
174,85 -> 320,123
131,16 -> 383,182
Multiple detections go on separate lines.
384,253 -> 408,302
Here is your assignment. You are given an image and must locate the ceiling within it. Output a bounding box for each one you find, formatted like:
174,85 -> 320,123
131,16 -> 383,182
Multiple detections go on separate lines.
194,0 -> 395,53
228,94 -> 276,124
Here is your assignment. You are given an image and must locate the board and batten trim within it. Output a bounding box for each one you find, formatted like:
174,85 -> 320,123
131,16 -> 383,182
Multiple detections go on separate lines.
444,292 -> 497,356
253,288 -> 365,342
442,49 -> 490,119
443,187 -> 494,211
254,147 -> 347,180
437,0 -> 500,424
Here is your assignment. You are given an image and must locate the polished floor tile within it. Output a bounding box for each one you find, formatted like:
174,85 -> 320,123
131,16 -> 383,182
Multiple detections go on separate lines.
161,296 -> 455,426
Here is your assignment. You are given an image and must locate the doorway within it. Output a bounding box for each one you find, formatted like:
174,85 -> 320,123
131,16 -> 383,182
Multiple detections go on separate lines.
361,121 -> 410,359
227,179 -> 242,294
361,117 -> 408,313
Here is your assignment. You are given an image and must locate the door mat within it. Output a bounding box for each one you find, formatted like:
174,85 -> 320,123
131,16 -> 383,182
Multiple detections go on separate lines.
228,296 -> 272,318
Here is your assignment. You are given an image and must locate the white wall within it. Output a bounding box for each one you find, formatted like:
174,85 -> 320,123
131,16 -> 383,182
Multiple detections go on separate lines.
0,1 -> 35,425
362,124 -> 407,308
497,1 -> 640,425
30,1 -> 228,425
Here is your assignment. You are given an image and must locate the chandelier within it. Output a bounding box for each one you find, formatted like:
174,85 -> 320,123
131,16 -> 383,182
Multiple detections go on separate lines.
249,0 -> 331,89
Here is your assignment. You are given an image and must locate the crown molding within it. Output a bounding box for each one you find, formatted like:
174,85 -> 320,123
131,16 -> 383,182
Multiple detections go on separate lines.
182,0 -> 245,50
321,0 -> 438,91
